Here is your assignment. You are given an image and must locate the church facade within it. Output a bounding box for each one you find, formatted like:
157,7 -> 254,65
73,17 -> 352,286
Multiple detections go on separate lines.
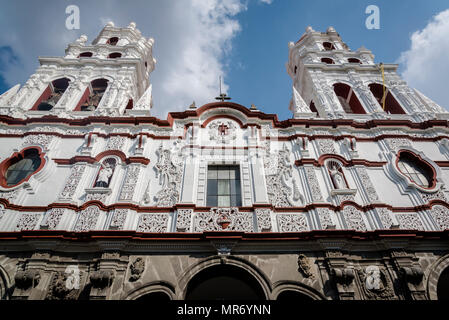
0,23 -> 449,300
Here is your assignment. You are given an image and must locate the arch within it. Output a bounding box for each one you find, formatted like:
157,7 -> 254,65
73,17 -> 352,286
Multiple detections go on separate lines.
348,58 -> 361,64
76,78 -> 109,111
321,57 -> 335,65
185,264 -> 266,300
272,281 -> 326,301
0,265 -> 11,300
427,254 -> 449,300
179,256 -> 271,300
323,42 -> 335,51
32,77 -> 71,111
108,52 -> 122,59
369,83 -> 406,114
79,52 -> 93,58
107,37 -> 119,46
333,83 -> 366,114
124,281 -> 176,300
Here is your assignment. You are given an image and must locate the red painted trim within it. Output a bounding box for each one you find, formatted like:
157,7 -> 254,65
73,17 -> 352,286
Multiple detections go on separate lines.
296,156 -> 387,168
0,146 -> 46,189
53,151 -> 150,166
201,115 -> 245,128
0,199 -> 448,215
73,87 -> 91,111
0,229 -> 448,242
30,86 -> 52,111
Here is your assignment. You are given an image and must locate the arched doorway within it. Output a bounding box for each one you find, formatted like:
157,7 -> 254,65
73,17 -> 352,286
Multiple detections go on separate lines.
437,267 -> 449,300
276,290 -> 315,301
185,264 -> 266,300
136,291 -> 171,301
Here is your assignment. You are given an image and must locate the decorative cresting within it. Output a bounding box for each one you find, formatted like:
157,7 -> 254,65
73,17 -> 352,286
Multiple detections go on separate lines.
358,265 -> 395,300
154,144 -> 184,207
193,207 -> 253,232
264,144 -> 299,207
208,119 -> 237,144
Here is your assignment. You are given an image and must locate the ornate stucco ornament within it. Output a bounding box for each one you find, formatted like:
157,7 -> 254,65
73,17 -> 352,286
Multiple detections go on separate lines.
358,265 -> 395,300
297,254 -> 314,279
208,120 -> 237,144
129,257 -> 145,282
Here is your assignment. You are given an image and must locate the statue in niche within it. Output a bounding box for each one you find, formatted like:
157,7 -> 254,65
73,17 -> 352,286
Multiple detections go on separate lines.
327,160 -> 347,189
94,159 -> 116,188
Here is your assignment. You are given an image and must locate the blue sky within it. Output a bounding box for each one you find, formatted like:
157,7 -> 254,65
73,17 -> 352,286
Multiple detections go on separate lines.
0,0 -> 449,119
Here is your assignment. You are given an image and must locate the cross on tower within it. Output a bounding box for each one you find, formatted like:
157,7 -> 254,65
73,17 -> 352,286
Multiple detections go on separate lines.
215,76 -> 231,102
218,123 -> 229,135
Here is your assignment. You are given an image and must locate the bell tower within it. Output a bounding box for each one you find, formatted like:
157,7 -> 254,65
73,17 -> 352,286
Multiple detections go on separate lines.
0,21 -> 156,118
286,26 -> 447,121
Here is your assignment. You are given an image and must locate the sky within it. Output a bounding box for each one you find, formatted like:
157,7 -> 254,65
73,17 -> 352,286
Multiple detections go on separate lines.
0,0 -> 449,120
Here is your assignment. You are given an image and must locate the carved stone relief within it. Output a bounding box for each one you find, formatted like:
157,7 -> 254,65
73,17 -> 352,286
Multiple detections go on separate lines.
73,206 -> 100,232
277,214 -> 309,232
41,208 -> 65,230
358,265 -> 395,300
129,257 -> 145,282
193,208 -> 253,232
305,167 -> 323,202
341,206 -> 367,231
176,209 -> 193,232
59,164 -> 86,200
208,120 -> 237,144
119,164 -> 141,201
136,214 -> 168,233
430,205 -> 449,230
109,209 -> 128,230
397,214 -> 424,230
16,213 -> 41,231
255,208 -> 272,232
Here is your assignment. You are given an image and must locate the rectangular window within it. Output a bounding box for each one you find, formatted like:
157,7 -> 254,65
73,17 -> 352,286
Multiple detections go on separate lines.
206,165 -> 242,207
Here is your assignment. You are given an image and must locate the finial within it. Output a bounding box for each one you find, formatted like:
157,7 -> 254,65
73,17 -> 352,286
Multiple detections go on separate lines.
288,41 -> 294,49
76,34 -> 88,45
106,21 -> 115,27
128,22 -> 137,29
327,26 -> 336,33
189,101 -> 196,109
306,26 -> 314,33
250,104 -> 258,111
147,38 -> 155,46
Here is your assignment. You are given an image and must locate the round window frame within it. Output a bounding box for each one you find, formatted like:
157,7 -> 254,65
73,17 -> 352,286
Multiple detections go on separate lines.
0,147 -> 46,189
394,149 -> 438,192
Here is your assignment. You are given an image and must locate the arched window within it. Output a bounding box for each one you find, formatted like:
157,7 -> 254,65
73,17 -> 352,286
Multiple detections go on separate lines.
33,78 -> 70,111
369,83 -> 406,114
326,160 -> 348,189
78,52 -> 93,58
348,58 -> 361,64
77,78 -> 109,111
333,83 -> 366,114
107,37 -> 119,46
93,158 -> 117,188
396,151 -> 436,189
321,57 -> 335,64
108,52 -> 122,59
0,148 -> 44,187
323,42 -> 335,51
309,101 -> 318,113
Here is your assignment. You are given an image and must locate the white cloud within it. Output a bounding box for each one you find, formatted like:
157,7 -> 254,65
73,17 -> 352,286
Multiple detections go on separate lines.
399,9 -> 449,110
0,0 -> 247,117
259,0 -> 273,4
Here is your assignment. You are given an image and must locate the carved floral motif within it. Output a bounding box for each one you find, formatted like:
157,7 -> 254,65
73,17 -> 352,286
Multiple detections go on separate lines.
305,167 -> 323,202
430,205 -> 449,230
41,208 -> 65,230
73,206 -> 100,232
397,214 -> 424,230
194,208 -> 253,232
119,165 -> 141,201
59,164 -> 86,199
136,214 -> 168,232
277,214 -> 308,232
255,208 -> 272,232
356,167 -> 379,202
342,206 -> 367,231
16,213 -> 41,231
176,209 -> 193,232
109,209 -> 128,230
129,257 -> 145,282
